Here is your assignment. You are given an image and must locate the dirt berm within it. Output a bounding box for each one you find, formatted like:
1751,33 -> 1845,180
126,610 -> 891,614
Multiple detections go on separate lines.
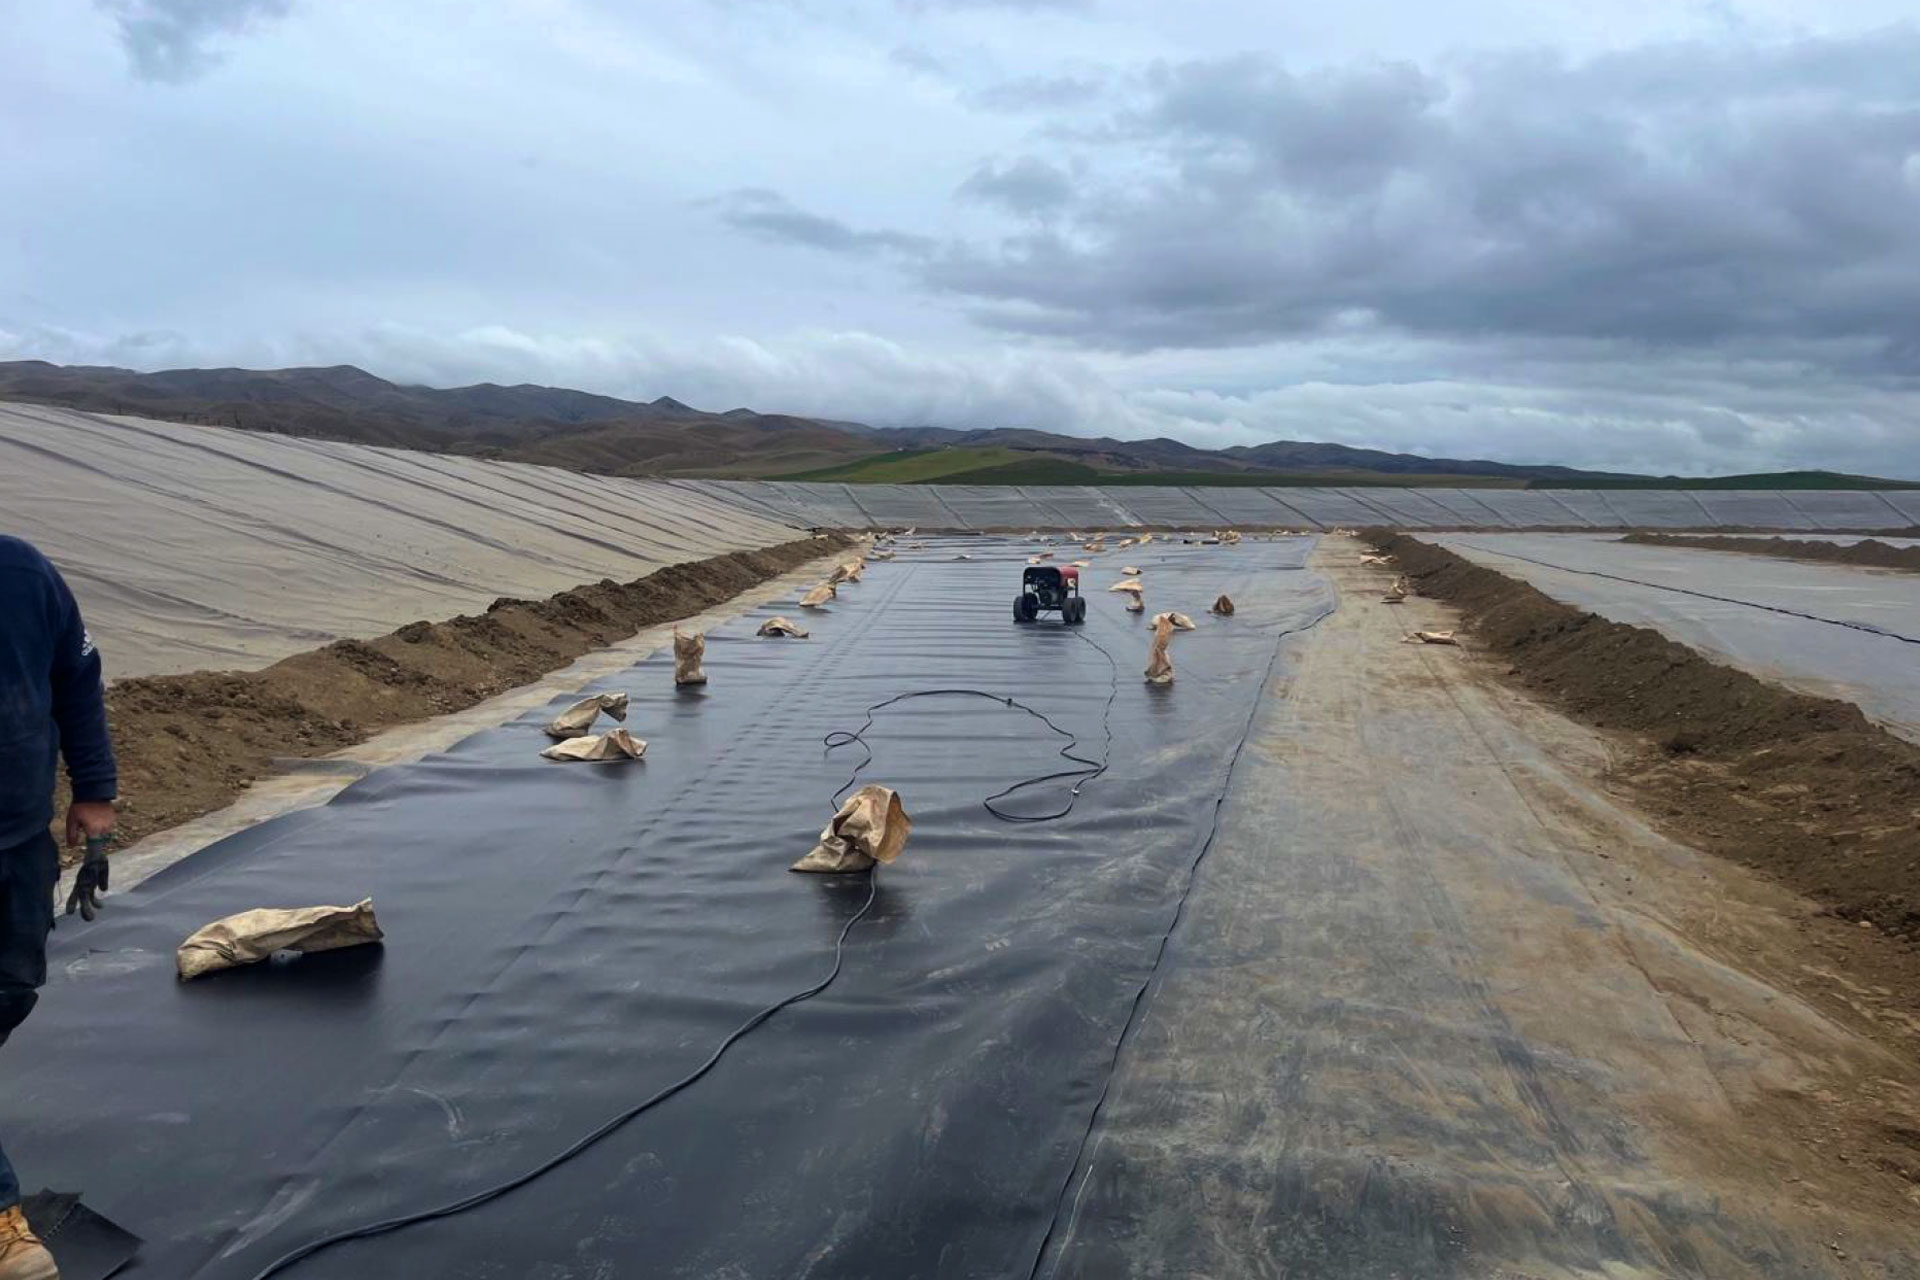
1623,530 -> 1920,572
86,534 -> 849,850
1368,530 -> 1920,943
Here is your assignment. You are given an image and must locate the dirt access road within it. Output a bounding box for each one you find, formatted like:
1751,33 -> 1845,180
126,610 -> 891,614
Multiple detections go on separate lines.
1044,538 -> 1920,1279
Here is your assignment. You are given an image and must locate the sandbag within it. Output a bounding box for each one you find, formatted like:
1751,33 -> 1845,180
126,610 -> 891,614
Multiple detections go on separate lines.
1382,576 -> 1409,603
1151,611 -> 1195,631
177,899 -> 383,981
1071,560 -> 1091,568
1121,566 -> 1142,576
1361,553 -> 1395,567
673,628 -> 707,685
758,617 -> 809,638
1403,630 -> 1458,645
1125,596 -> 1145,613
1108,580 -> 1144,594
541,728 -> 648,761
791,785 -> 913,873
1145,614 -> 1175,684
870,549 -> 895,561
1137,533 -> 1155,545
1210,594 -> 1235,616
544,691 -> 629,739
800,582 -> 836,608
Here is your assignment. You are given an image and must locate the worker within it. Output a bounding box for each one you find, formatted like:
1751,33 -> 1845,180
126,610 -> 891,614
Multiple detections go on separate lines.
0,536 -> 118,1280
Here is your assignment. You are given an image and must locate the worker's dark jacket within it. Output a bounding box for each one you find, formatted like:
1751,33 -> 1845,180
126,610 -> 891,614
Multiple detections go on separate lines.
0,536 -> 116,850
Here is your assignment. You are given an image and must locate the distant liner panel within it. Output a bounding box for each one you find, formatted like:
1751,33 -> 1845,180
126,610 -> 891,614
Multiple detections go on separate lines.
697,481 -> 1920,533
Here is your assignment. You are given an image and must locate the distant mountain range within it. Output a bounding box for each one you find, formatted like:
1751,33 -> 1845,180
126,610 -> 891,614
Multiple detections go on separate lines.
0,360 -> 1905,490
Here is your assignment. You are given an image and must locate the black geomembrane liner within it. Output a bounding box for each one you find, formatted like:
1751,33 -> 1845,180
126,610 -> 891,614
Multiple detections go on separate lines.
2,536 -> 1331,1278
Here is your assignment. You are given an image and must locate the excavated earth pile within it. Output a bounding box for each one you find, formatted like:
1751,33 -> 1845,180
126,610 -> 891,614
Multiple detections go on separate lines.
1623,531 -> 1920,572
1368,531 -> 1920,943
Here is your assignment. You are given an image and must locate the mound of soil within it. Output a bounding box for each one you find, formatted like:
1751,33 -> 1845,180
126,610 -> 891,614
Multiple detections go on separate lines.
1623,532 -> 1920,573
1368,530 -> 1920,942
88,534 -> 848,851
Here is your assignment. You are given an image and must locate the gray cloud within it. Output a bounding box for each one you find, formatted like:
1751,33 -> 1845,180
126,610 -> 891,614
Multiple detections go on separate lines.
966,71 -> 1109,113
957,156 -> 1076,216
711,189 -> 935,258
95,0 -> 292,82
888,44 -> 948,77
896,0 -> 1090,10
897,34 -> 1920,361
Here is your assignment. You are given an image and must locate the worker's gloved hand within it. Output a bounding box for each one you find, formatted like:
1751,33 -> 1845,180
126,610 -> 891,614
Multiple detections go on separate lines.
65,835 -> 111,923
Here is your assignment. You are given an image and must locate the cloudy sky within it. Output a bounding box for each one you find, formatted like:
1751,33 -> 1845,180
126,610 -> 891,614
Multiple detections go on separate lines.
6,0 -> 1920,474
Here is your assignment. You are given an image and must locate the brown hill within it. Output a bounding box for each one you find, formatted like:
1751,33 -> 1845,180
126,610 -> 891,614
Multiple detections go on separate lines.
0,359 -> 886,474
4,360 -> 1906,489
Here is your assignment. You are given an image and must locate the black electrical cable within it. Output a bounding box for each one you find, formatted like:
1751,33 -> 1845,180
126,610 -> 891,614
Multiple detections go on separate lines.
823,626 -> 1123,822
243,873 -> 880,1280
244,621 -> 1123,1280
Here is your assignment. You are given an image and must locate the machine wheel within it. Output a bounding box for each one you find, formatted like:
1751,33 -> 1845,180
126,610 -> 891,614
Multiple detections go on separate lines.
1064,597 -> 1086,625
1014,593 -> 1039,623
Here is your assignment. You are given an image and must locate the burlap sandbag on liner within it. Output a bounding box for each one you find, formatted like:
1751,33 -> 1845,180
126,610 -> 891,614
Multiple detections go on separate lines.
674,628 -> 707,686
1125,595 -> 1145,613
758,616 -> 809,638
1151,611 -> 1196,631
1382,576 -> 1410,603
1145,614 -> 1176,685
541,728 -> 647,761
1108,580 -> 1144,595
800,582 -> 836,609
1403,630 -> 1459,646
1210,594 -> 1235,616
792,785 -> 913,873
544,691 -> 628,739
177,899 -> 383,981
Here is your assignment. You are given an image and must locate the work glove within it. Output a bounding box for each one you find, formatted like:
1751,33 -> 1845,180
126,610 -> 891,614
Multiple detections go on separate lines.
64,835 -> 111,922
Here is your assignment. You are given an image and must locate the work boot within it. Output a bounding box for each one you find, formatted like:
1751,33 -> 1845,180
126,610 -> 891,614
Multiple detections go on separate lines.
0,1206 -> 57,1280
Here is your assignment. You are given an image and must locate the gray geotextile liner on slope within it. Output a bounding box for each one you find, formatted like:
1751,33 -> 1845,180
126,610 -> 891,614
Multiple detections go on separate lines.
691,480 -> 1920,533
1,535 -> 1333,1280
1436,533 -> 1920,743
0,403 -> 800,678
